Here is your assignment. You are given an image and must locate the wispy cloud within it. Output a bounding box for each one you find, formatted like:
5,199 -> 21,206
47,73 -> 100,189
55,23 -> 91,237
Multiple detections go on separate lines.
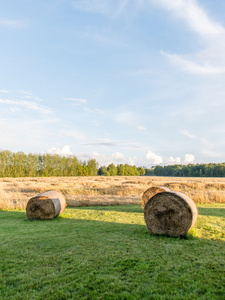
136,125 -> 146,130
153,0 -> 225,75
161,51 -> 225,75
0,90 -> 9,93
153,0 -> 225,38
83,107 -> 104,113
0,18 -> 25,29
84,138 -> 119,147
24,96 -> 43,101
180,130 -> 196,139
0,99 -> 52,114
20,90 -> 33,95
84,138 -> 142,150
64,97 -> 87,104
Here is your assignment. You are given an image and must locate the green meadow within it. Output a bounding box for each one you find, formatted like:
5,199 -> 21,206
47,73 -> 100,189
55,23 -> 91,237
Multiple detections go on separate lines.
0,204 -> 225,299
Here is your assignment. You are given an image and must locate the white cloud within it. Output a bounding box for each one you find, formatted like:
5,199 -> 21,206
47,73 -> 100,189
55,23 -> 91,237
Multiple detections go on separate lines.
183,153 -> 195,164
136,125 -> 146,130
20,90 -> 33,95
161,51 -> 225,75
0,99 -> 52,114
24,96 -> 43,101
64,98 -> 87,104
9,107 -> 22,113
0,90 -> 9,93
167,156 -> 181,165
74,151 -> 197,167
45,145 -> 72,156
0,18 -> 25,28
59,129 -> 86,140
77,151 -> 126,166
112,151 -> 125,160
127,156 -> 139,166
146,150 -> 163,165
153,0 -> 225,38
77,151 -> 146,166
83,107 -> 104,113
153,1 -> 225,76
22,101 -> 51,114
180,130 -> 196,139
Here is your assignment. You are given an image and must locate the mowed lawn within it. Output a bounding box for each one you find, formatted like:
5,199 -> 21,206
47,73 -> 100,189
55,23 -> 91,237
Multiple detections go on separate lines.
0,204 -> 225,299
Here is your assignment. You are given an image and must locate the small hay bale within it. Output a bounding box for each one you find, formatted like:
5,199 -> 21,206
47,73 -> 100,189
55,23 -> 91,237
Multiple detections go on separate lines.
26,190 -> 66,220
144,191 -> 198,237
141,186 -> 171,208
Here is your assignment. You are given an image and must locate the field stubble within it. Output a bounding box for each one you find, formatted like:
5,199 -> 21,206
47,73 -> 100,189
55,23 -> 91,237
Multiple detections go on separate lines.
1,176 -> 225,210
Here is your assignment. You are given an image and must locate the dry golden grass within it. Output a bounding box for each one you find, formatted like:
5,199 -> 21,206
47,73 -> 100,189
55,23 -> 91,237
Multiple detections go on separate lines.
0,176 -> 225,209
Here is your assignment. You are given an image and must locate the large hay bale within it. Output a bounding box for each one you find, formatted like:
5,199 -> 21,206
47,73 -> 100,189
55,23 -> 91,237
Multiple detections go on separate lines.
26,190 -> 66,220
144,191 -> 198,237
141,186 -> 171,208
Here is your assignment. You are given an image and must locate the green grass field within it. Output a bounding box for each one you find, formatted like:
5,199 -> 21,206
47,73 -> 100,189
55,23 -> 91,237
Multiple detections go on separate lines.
1,204 -> 225,299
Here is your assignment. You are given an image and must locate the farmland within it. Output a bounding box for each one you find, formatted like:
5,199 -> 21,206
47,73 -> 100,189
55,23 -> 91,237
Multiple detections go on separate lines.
0,204 -> 224,299
1,176 -> 225,210
0,176 -> 225,299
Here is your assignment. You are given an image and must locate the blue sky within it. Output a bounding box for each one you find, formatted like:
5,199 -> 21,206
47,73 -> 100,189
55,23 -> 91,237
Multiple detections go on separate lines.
1,0 -> 225,167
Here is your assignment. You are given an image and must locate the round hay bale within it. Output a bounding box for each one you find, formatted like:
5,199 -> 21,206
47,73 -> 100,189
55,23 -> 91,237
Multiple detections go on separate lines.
141,186 -> 171,208
26,190 -> 66,220
144,191 -> 198,237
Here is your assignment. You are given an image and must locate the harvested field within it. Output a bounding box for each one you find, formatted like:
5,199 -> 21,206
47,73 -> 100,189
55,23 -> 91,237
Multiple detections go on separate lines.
1,176 -> 225,210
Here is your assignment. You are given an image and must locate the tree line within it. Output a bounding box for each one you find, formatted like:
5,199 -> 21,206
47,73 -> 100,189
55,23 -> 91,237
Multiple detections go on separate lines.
0,150 -> 145,177
0,150 -> 98,177
145,163 -> 225,177
0,150 -> 225,177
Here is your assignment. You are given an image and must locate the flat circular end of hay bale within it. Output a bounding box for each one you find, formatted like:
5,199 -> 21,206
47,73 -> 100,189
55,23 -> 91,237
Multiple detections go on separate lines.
39,190 -> 66,216
141,186 -> 171,208
26,196 -> 55,220
144,191 -> 198,237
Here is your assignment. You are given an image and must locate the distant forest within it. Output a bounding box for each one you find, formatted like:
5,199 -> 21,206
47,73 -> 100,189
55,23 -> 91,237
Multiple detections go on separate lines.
0,150 -> 225,177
